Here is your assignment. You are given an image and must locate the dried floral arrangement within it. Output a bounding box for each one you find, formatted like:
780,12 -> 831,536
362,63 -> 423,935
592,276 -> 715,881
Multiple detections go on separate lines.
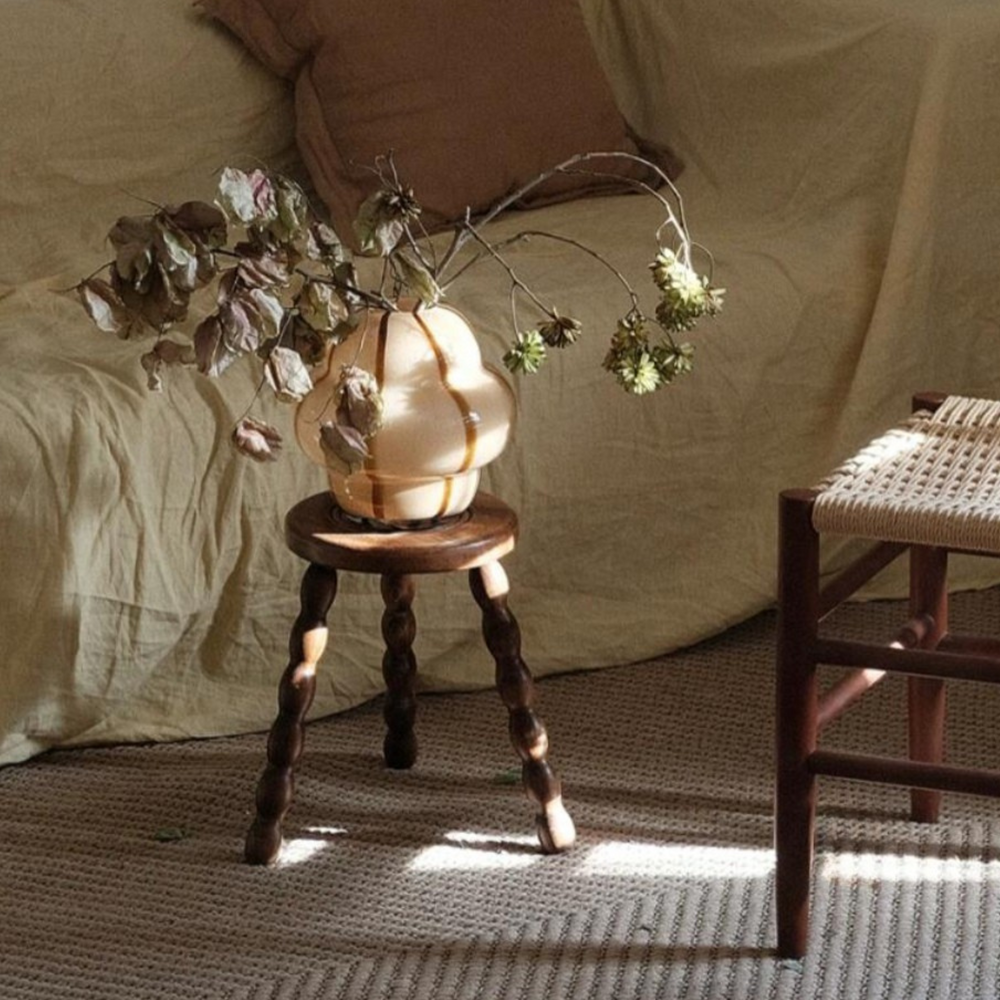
77,152 -> 724,463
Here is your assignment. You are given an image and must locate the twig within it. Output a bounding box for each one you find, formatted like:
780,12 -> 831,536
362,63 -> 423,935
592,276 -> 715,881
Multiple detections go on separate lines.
438,233 -> 532,291
459,215 -> 552,317
435,150 -> 688,280
512,230 -> 642,313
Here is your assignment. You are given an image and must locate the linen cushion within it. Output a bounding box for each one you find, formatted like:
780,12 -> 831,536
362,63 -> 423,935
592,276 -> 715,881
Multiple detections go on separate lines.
199,0 -> 678,239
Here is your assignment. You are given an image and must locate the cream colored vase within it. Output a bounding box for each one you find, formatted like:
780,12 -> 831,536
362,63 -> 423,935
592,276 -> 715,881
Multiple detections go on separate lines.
295,303 -> 515,526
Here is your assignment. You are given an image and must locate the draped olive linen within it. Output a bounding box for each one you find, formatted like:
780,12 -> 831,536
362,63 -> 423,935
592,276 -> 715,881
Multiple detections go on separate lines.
1,0 -> 999,764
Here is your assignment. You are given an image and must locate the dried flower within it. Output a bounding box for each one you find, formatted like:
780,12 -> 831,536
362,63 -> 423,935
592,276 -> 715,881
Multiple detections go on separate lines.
318,366 -> 385,474
651,249 -> 724,333
80,149 -> 724,464
232,416 -> 283,462
537,314 -> 582,349
608,348 -> 661,395
354,186 -> 421,257
503,330 -> 548,375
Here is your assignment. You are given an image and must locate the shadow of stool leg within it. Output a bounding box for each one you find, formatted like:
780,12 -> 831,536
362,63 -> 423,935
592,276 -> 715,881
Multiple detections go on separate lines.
381,573 -> 419,769
470,561 -> 576,854
244,563 -> 338,865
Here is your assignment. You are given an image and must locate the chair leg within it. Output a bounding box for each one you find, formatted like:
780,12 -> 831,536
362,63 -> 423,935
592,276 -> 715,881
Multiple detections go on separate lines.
908,546 -> 948,823
775,490 -> 821,960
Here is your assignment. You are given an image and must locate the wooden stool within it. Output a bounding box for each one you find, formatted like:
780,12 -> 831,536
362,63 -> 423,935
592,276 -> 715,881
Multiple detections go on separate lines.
244,491 -> 576,866
776,392 -> 1000,958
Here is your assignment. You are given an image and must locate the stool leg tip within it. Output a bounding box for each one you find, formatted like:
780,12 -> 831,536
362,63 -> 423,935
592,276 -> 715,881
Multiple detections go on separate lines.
383,731 -> 418,770
244,822 -> 283,866
536,802 -> 576,854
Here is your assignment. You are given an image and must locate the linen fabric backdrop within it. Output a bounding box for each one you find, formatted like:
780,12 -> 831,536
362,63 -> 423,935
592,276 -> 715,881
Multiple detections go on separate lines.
1,0 -> 999,764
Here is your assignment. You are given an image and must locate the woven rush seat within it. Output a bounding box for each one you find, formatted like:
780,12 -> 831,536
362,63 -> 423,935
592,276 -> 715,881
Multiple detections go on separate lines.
773,391 -> 1000,960
812,394 -> 1000,552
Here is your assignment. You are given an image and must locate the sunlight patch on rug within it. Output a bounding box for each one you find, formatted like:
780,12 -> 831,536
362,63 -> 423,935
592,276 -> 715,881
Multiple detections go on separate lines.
280,827 -> 347,865
409,830 -> 542,871
819,849 -> 1000,884
579,840 -> 775,879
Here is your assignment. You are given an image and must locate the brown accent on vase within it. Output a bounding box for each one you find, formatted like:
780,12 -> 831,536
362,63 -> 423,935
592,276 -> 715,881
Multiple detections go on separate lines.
413,311 -> 478,517
364,311 -> 392,522
439,476 -> 454,517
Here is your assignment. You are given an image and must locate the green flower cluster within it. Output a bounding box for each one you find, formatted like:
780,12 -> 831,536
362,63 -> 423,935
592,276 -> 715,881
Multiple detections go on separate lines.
650,249 -> 724,333
503,329 -> 547,374
502,313 -> 582,374
599,250 -> 721,394
503,247 -> 722,396
602,312 -> 695,396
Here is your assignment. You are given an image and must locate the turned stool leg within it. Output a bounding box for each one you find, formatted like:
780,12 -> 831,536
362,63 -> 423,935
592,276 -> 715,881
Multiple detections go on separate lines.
775,490 -> 820,960
908,545 -> 948,823
381,573 -> 419,769
470,561 -> 576,854
244,563 -> 338,865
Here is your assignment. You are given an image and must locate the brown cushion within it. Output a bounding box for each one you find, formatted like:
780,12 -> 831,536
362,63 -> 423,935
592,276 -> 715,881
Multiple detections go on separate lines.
199,0 -> 679,241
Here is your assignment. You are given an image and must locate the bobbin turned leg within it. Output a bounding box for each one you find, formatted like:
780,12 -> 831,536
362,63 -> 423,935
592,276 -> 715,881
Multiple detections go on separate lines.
908,545 -> 948,823
470,561 -> 576,854
381,573 -> 419,769
245,563 -> 338,865
775,490 -> 821,960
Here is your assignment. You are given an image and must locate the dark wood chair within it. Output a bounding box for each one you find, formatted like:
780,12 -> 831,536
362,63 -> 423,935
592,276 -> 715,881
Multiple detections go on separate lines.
776,392 -> 1000,959
244,491 -> 576,866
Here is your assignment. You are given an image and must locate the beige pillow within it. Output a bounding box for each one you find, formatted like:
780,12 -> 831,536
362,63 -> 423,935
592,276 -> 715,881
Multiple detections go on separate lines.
199,0 -> 679,240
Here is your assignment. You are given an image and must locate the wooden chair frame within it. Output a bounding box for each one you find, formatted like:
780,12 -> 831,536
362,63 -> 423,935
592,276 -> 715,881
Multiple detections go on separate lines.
775,392 -> 1000,959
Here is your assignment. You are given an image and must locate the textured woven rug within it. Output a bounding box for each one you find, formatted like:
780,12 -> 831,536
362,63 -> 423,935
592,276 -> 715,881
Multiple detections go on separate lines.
4,590 -> 1000,1000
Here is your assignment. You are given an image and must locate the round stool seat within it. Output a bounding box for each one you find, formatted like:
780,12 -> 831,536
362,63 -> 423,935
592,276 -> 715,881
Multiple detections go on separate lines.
285,492 -> 518,575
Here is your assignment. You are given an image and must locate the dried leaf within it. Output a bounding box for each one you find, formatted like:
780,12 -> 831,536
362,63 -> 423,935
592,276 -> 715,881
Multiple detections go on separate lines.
216,267 -> 239,304
139,338 -> 196,391
267,176 -> 310,243
297,280 -> 348,333
247,288 -> 285,340
315,366 -> 384,472
217,169 -> 256,224
155,220 -> 200,293
353,192 -> 404,257
492,767 -> 522,786
330,315 -> 361,345
77,278 -> 134,338
194,316 -> 238,377
264,345 -> 314,403
132,263 -> 190,330
319,419 -> 369,473
153,826 -> 191,842
109,215 -> 157,290
305,222 -> 350,265
155,339 -> 196,366
217,167 -> 276,228
218,298 -> 259,354
236,252 -> 289,289
164,201 -> 227,248
232,416 -> 283,462
337,365 -> 384,438
395,252 -> 442,307
332,261 -> 364,313
287,317 -> 330,365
